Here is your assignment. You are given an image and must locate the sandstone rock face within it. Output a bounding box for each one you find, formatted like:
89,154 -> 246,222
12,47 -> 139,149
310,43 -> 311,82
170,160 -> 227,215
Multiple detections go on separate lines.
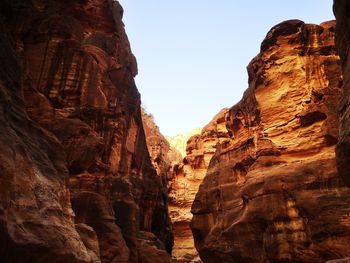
141,109 -> 177,257
169,109 -> 230,263
333,0 -> 350,186
0,0 -> 172,262
167,128 -> 202,159
137,231 -> 176,263
327,259 -> 350,263
0,14 -> 93,263
142,109 -> 173,183
191,20 -> 350,263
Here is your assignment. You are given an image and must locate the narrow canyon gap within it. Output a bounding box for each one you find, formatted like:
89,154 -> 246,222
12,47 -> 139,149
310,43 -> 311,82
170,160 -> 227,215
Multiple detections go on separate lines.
1,1 -> 350,263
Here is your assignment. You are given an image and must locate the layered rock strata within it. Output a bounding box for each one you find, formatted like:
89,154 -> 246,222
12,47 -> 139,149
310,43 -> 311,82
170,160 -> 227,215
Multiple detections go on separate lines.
142,109 -> 176,185
168,109 -> 230,262
0,15 -> 93,263
0,0 -> 172,262
191,20 -> 350,263
333,0 -> 350,186
142,109 -> 208,262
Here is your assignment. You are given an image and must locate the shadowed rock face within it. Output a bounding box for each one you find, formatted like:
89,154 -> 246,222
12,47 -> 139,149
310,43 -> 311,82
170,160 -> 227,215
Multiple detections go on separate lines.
142,109 -> 209,263
141,118 -> 203,262
0,17 -> 93,263
333,0 -> 350,186
0,0 -> 172,262
141,109 -> 176,254
191,20 -> 350,263
327,259 -> 350,263
168,109 -> 229,263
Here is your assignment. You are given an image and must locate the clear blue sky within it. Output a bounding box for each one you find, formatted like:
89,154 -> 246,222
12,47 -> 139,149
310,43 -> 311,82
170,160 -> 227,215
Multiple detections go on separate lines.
118,1 -> 334,136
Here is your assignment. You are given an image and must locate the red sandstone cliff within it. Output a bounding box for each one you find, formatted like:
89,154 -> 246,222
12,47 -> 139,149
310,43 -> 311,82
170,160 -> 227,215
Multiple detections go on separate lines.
168,109 -> 229,263
333,0 -> 350,186
141,109 -> 176,184
167,129 -> 202,160
0,1 -> 173,262
142,107 -> 230,262
191,20 -> 350,263
0,17 -> 92,263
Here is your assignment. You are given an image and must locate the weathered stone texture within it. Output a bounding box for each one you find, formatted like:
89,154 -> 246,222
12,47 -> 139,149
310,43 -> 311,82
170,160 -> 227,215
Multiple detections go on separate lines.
169,109 -> 229,262
334,0 -> 350,185
191,20 -> 350,263
167,128 -> 202,159
0,12 -> 93,263
0,0 -> 173,262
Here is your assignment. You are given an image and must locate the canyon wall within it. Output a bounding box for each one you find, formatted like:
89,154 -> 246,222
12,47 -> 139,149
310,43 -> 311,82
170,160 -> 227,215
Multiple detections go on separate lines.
0,13 -> 92,263
142,110 -> 207,262
191,20 -> 350,263
141,109 -> 173,188
333,0 -> 350,186
167,128 -> 202,159
0,1 -> 173,262
168,109 -> 229,263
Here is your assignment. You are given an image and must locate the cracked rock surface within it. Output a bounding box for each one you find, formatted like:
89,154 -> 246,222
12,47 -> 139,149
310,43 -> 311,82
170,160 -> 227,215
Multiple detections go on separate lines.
0,1 -> 173,262
191,20 -> 350,263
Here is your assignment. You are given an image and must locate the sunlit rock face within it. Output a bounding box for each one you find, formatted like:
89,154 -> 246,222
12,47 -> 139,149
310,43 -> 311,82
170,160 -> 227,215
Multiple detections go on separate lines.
142,109 -> 179,184
142,108 -> 206,262
169,109 -> 230,263
191,20 -> 350,263
0,0 -> 173,262
167,128 -> 202,159
141,109 -> 176,251
333,0 -> 350,186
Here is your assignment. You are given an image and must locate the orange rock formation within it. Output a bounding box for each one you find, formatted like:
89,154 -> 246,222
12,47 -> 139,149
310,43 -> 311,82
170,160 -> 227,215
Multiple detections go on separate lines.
0,1 -> 173,262
142,109 -> 173,182
191,20 -> 350,263
167,128 -> 202,159
2,1 -> 350,262
168,109 -> 230,262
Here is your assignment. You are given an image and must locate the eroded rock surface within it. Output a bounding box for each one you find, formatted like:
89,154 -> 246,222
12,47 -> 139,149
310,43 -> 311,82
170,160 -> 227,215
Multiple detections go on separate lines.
333,0 -> 350,186
327,259 -> 350,263
0,12 -> 92,263
167,128 -> 202,159
169,109 -> 230,263
191,20 -> 350,263
0,0 -> 172,262
142,109 -> 174,183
